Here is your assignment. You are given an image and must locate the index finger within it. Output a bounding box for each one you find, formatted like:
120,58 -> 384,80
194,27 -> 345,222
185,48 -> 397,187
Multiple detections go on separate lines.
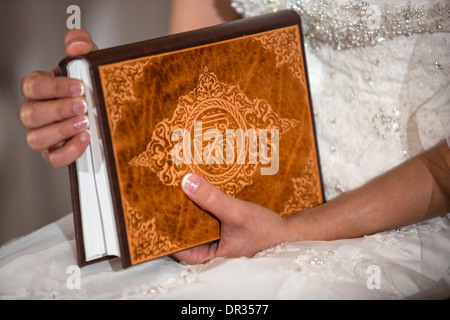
20,70 -> 84,101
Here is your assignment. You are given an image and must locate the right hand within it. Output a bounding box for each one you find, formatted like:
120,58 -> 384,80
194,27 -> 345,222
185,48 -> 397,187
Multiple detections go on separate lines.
173,173 -> 289,264
18,29 -> 98,168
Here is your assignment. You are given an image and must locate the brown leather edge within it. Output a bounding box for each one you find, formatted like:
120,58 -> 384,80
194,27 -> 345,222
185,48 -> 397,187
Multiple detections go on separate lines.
295,20 -> 326,204
85,10 -> 302,66
67,161 -> 86,267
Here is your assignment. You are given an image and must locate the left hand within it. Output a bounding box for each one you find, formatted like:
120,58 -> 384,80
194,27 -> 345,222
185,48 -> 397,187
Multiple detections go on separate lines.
172,173 -> 289,264
18,29 -> 98,168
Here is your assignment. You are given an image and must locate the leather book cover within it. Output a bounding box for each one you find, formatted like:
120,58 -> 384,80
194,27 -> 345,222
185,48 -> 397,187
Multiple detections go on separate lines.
60,10 -> 324,268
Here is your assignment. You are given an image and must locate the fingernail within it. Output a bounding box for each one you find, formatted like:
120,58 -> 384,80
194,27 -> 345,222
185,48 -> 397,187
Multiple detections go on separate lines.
73,99 -> 87,114
79,131 -> 90,142
181,173 -> 200,193
74,116 -> 89,130
68,40 -> 88,47
70,83 -> 85,97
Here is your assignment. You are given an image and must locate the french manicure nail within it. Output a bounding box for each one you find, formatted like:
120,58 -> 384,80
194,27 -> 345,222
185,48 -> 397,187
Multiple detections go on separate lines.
74,116 -> 89,130
181,173 -> 201,193
73,99 -> 87,114
68,40 -> 88,47
70,83 -> 85,97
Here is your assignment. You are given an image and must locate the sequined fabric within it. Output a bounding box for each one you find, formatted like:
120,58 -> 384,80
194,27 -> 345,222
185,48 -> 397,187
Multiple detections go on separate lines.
231,0 -> 450,51
232,0 -> 450,200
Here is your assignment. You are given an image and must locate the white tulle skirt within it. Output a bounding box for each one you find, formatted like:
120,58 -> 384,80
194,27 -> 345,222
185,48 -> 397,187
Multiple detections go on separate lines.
1,213 -> 449,299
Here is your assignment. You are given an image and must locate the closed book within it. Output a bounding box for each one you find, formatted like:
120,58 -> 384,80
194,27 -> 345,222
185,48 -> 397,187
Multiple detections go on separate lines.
59,10 -> 324,268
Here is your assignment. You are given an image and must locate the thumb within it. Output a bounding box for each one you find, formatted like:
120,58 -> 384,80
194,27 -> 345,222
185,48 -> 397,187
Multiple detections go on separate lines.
64,29 -> 99,56
180,173 -> 241,224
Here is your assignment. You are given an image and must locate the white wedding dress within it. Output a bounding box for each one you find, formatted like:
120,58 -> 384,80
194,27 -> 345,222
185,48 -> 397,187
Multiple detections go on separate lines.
1,0 -> 449,300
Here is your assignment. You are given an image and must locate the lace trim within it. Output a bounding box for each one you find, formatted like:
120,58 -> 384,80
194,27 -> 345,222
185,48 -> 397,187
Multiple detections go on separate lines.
120,263 -> 205,298
231,0 -> 450,50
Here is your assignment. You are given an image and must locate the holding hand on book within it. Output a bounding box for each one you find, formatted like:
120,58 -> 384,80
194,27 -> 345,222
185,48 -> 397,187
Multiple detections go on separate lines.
174,141 -> 450,265
18,30 -> 97,168
173,173 -> 289,264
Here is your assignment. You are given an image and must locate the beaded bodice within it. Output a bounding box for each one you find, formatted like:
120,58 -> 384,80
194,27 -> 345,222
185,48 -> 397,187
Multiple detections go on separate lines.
231,0 -> 450,51
231,0 -> 450,200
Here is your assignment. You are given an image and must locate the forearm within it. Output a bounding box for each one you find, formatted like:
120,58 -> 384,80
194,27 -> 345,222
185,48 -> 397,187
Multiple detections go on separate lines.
285,141 -> 450,242
169,0 -> 240,34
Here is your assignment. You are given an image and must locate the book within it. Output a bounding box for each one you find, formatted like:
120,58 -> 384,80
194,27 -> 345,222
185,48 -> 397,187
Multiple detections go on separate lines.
59,10 -> 324,268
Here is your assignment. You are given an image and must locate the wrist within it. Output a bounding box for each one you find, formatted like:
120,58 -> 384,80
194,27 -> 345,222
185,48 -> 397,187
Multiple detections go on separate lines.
282,203 -> 333,243
282,210 -> 312,243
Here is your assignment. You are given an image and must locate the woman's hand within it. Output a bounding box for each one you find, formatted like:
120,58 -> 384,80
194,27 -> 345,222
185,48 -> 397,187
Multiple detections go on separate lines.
172,173 -> 289,264
172,141 -> 450,265
18,29 -> 98,168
